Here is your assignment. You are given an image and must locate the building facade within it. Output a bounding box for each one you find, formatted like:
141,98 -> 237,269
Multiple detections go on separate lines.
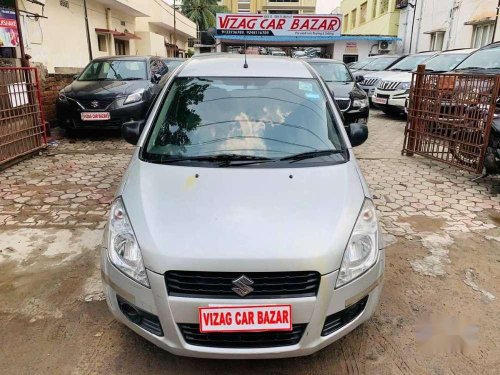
220,0 -> 316,14
397,0 -> 500,54
341,0 -> 401,36
2,0 -> 196,73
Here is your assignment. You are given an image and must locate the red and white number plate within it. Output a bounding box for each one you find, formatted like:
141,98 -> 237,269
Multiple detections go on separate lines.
373,96 -> 388,105
199,305 -> 292,333
81,112 -> 110,121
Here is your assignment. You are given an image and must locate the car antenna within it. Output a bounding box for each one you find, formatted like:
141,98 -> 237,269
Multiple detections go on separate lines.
243,38 -> 248,69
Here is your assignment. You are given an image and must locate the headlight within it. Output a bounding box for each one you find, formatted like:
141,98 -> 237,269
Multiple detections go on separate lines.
397,82 -> 411,90
108,197 -> 149,287
336,199 -> 379,288
123,89 -> 145,105
58,91 -> 68,103
352,98 -> 369,109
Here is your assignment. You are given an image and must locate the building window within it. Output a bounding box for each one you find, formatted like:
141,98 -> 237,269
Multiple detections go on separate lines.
97,34 -> 107,52
360,2 -> 368,24
372,0 -> 378,19
115,39 -> 128,55
381,0 -> 389,14
471,22 -> 495,48
343,14 -> 349,32
429,31 -> 445,51
351,9 -> 357,28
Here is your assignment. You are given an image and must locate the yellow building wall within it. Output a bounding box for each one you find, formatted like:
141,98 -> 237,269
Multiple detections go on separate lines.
341,0 -> 400,36
221,0 -> 316,14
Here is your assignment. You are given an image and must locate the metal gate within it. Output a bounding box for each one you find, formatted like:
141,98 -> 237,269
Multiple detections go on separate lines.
403,65 -> 500,173
0,67 -> 47,166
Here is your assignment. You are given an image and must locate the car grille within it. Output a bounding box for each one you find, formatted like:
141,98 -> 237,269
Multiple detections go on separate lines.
165,271 -> 321,299
71,97 -> 117,110
73,118 -> 124,128
335,98 -> 351,111
362,78 -> 379,86
179,323 -> 307,348
321,296 -> 368,336
378,81 -> 400,91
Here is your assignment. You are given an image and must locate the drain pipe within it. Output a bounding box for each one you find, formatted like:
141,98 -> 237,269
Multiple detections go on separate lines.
83,0 -> 93,61
414,0 -> 424,52
493,0 -> 500,43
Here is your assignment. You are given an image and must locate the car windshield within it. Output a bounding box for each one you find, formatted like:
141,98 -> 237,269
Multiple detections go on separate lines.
454,47 -> 500,70
78,60 -> 147,81
423,53 -> 469,71
361,56 -> 400,71
309,62 -> 353,82
350,58 -> 375,69
389,54 -> 433,71
143,77 -> 344,163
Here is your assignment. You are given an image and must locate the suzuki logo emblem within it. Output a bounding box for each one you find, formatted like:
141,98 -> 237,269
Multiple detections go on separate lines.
232,275 -> 254,297
90,100 -> 99,108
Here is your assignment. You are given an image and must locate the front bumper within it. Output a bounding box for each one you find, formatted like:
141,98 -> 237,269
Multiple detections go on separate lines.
343,106 -> 370,125
56,98 -> 148,129
359,84 -> 376,98
372,89 -> 408,111
101,248 -> 385,359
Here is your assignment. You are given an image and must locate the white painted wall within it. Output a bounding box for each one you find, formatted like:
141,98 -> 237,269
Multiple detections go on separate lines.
398,0 -> 500,54
20,0 -> 138,72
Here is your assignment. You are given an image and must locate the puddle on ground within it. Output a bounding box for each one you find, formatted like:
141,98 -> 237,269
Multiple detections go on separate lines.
398,215 -> 447,233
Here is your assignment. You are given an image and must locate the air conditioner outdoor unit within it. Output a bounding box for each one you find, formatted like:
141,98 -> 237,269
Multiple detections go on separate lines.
378,41 -> 393,51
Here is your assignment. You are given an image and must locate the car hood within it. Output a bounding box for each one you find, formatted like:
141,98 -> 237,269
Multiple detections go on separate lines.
121,158 -> 366,275
325,81 -> 355,98
63,79 -> 149,98
362,70 -> 409,81
325,82 -> 367,100
379,71 -> 413,83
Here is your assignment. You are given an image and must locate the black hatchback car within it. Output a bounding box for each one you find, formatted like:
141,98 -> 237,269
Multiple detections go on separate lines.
57,56 -> 168,130
307,58 -> 369,125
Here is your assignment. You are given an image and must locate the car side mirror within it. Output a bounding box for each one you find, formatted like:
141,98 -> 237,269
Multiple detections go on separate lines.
152,73 -> 162,83
122,120 -> 145,145
348,123 -> 368,147
73,74 -> 79,80
355,75 -> 364,83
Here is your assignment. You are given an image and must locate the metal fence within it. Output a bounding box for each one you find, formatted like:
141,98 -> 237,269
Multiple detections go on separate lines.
0,67 -> 47,167
403,65 -> 500,173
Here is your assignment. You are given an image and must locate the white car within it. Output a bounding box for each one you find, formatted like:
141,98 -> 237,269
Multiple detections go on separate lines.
102,54 -> 384,359
373,49 -> 475,114
271,50 -> 287,57
359,51 -> 437,100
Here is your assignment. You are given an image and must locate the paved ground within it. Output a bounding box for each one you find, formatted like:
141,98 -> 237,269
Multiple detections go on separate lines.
1,110 -> 499,374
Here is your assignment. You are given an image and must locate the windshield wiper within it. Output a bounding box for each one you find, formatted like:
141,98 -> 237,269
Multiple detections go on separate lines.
280,149 -> 346,162
454,67 -> 485,71
123,77 -> 145,81
158,154 -> 274,166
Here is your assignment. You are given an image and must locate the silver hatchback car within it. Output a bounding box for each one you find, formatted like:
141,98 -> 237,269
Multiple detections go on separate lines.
101,54 -> 384,359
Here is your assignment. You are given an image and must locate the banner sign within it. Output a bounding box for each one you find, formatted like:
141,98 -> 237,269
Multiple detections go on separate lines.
0,8 -> 19,47
216,13 -> 342,37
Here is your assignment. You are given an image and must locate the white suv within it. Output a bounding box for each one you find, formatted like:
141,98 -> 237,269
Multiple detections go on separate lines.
373,49 -> 475,114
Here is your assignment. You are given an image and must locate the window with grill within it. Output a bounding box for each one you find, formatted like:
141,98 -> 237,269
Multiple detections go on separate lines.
351,9 -> 357,28
97,34 -> 107,52
429,31 -> 445,51
381,0 -> 389,14
372,0 -> 378,18
471,22 -> 495,48
360,2 -> 368,24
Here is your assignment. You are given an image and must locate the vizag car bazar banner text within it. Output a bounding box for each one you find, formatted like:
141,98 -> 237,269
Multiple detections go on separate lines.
216,13 -> 342,37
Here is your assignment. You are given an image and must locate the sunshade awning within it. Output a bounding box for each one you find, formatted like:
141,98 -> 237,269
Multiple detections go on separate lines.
95,28 -> 141,40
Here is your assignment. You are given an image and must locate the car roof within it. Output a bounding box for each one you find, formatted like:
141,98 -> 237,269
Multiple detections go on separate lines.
370,54 -> 404,58
92,55 -> 151,61
439,48 -> 477,54
178,54 -> 314,79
